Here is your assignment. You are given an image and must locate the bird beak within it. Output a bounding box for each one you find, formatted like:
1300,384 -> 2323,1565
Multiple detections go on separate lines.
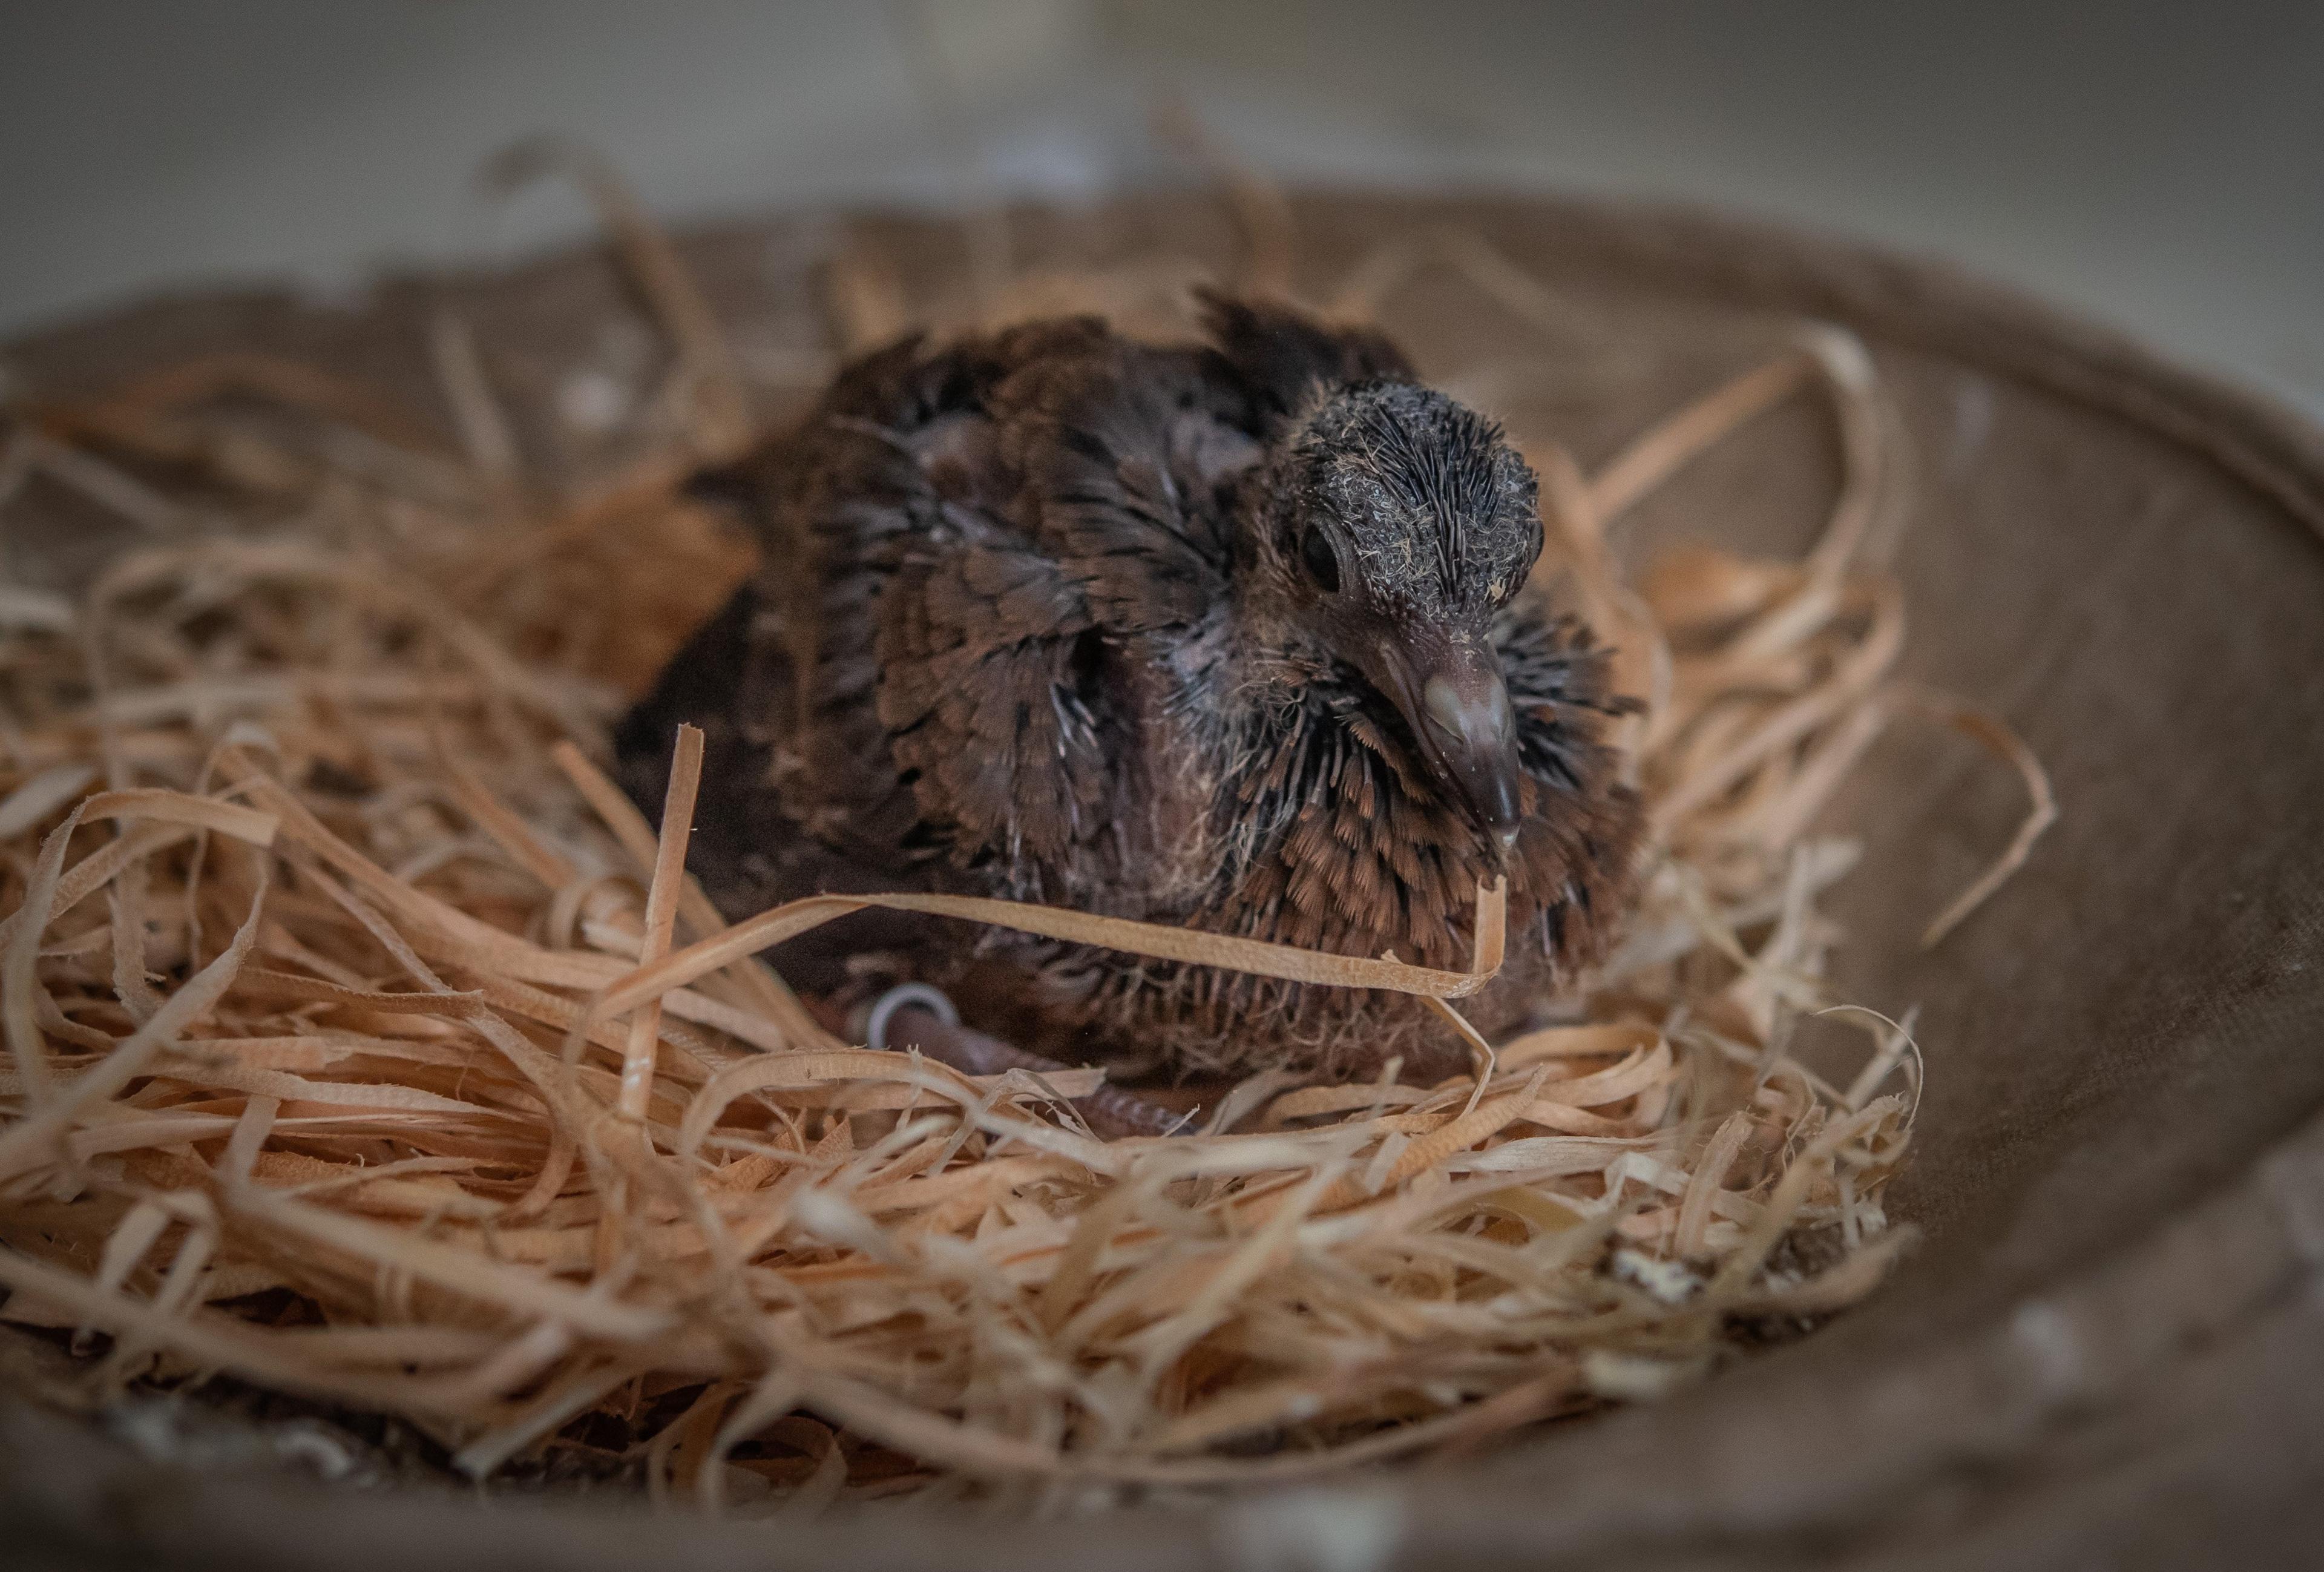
1371,634 -> 1526,847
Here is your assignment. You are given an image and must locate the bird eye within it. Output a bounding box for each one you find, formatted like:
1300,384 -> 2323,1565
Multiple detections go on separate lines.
1299,525 -> 1342,593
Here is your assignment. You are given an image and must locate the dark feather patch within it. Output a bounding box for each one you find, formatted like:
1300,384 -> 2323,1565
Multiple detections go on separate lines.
1195,289 -> 1414,427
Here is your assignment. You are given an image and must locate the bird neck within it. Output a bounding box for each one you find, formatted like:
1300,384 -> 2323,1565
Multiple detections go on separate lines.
1187,614 -> 1504,973
1196,612 -> 1349,838
1210,597 -> 1333,739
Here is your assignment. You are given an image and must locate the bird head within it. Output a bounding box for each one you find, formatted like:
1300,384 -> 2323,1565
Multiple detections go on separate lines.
1249,381 -> 1546,846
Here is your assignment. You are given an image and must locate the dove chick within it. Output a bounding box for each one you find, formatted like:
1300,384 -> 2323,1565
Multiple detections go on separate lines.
618,295 -> 1641,1081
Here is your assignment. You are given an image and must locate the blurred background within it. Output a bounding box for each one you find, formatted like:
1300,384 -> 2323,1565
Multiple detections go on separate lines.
1,0 -> 2319,410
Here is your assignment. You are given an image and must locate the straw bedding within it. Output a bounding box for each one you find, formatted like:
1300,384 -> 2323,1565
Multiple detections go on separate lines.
0,162 -> 2047,1510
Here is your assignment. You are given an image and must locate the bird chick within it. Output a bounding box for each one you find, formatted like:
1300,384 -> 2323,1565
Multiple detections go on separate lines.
618,294 -> 1641,1081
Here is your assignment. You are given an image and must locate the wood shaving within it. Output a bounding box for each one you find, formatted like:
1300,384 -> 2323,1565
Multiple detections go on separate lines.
0,173 -> 2050,1512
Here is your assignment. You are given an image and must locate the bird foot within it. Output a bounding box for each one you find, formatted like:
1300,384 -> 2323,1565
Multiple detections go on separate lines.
856,983 -> 1188,1139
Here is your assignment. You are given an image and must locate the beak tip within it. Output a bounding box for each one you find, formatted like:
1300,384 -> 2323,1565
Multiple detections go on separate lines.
1414,663 -> 1528,849
1488,784 -> 1525,849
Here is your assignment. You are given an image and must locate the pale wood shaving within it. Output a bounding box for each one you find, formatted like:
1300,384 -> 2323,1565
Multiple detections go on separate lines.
0,180 -> 2056,1509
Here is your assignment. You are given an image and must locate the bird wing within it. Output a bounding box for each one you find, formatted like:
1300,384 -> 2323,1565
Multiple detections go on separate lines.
836,323 -> 1246,888
875,538 -> 1108,885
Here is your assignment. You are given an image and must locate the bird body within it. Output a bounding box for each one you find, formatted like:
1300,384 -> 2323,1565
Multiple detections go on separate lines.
619,297 -> 1641,1080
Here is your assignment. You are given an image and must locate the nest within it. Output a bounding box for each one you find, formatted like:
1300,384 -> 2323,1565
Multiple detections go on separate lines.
0,150 -> 2049,1510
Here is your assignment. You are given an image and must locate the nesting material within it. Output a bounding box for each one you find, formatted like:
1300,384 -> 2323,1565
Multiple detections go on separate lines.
0,188 -> 2048,1510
